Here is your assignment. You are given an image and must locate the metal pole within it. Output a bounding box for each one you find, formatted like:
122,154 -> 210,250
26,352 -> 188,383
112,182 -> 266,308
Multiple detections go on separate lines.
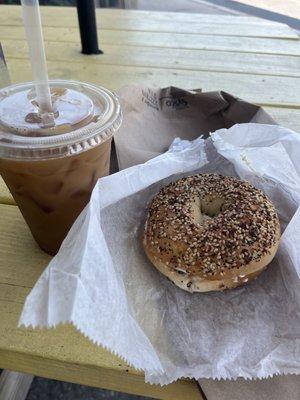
76,0 -> 102,55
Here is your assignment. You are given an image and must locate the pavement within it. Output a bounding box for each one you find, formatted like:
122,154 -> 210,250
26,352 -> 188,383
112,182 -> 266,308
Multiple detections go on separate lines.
20,1 -> 298,399
229,0 -> 300,19
26,377 -> 152,400
203,0 -> 300,31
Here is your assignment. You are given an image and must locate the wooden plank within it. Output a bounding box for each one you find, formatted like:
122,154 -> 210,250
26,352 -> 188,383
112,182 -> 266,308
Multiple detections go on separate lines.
88,8 -> 300,26
0,5 -> 298,39
0,4 -> 295,26
6,58 -> 300,107
2,39 -> 300,77
0,204 -> 202,400
0,4 -> 293,26
1,26 -> 299,56
0,353 -> 202,400
0,371 -> 33,400
264,106 -> 300,131
0,179 -> 12,205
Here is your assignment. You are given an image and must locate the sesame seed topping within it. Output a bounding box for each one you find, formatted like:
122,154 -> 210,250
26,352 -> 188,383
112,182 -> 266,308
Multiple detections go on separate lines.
143,173 -> 280,279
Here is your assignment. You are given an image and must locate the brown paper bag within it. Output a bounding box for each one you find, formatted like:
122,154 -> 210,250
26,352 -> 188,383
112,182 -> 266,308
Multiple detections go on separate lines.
115,85 -> 276,170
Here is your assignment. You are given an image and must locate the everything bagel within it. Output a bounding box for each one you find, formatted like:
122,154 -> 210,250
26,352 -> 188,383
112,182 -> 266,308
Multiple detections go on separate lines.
143,173 -> 280,293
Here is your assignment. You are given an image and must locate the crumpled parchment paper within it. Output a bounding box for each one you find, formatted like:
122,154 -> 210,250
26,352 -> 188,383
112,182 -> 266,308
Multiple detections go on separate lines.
20,123 -> 300,385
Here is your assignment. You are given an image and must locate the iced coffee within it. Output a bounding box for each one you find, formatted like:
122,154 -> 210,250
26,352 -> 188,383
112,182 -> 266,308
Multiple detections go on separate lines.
0,80 -> 122,254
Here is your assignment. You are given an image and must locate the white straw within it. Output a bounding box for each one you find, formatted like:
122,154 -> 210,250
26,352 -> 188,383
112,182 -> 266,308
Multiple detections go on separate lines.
21,0 -> 53,119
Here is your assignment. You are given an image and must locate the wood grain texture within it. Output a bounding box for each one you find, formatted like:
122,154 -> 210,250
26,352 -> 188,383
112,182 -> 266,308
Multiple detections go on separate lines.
0,204 -> 202,400
2,39 -> 300,77
0,5 -> 296,25
0,178 -> 12,205
0,5 -> 298,39
264,106 -> 300,131
1,26 -> 300,56
5,58 -> 300,107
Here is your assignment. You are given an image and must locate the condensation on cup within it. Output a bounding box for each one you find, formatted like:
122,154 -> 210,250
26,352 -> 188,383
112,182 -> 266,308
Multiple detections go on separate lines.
0,80 -> 122,255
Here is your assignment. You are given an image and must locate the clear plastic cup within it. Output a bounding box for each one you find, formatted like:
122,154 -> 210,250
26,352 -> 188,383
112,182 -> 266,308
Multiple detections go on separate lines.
0,80 -> 122,254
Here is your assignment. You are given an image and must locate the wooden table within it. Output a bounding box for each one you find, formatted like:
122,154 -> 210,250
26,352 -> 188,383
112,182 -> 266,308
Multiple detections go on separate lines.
0,5 -> 299,400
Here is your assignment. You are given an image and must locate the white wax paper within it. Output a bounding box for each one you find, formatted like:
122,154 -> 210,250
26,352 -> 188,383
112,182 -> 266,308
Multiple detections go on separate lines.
20,124 -> 300,385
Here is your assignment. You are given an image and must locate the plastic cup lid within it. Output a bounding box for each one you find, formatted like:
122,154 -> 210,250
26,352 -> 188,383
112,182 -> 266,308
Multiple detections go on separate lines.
0,80 -> 122,160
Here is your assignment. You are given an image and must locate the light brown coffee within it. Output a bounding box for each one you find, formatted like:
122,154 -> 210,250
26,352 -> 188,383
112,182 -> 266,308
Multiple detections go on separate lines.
0,139 -> 111,254
0,80 -> 122,255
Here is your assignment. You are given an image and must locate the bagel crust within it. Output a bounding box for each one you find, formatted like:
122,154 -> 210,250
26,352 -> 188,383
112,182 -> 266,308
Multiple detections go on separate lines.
143,173 -> 280,293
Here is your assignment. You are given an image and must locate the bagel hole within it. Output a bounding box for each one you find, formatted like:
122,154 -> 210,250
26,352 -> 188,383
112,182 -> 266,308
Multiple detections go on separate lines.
190,196 -> 224,225
201,196 -> 225,217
